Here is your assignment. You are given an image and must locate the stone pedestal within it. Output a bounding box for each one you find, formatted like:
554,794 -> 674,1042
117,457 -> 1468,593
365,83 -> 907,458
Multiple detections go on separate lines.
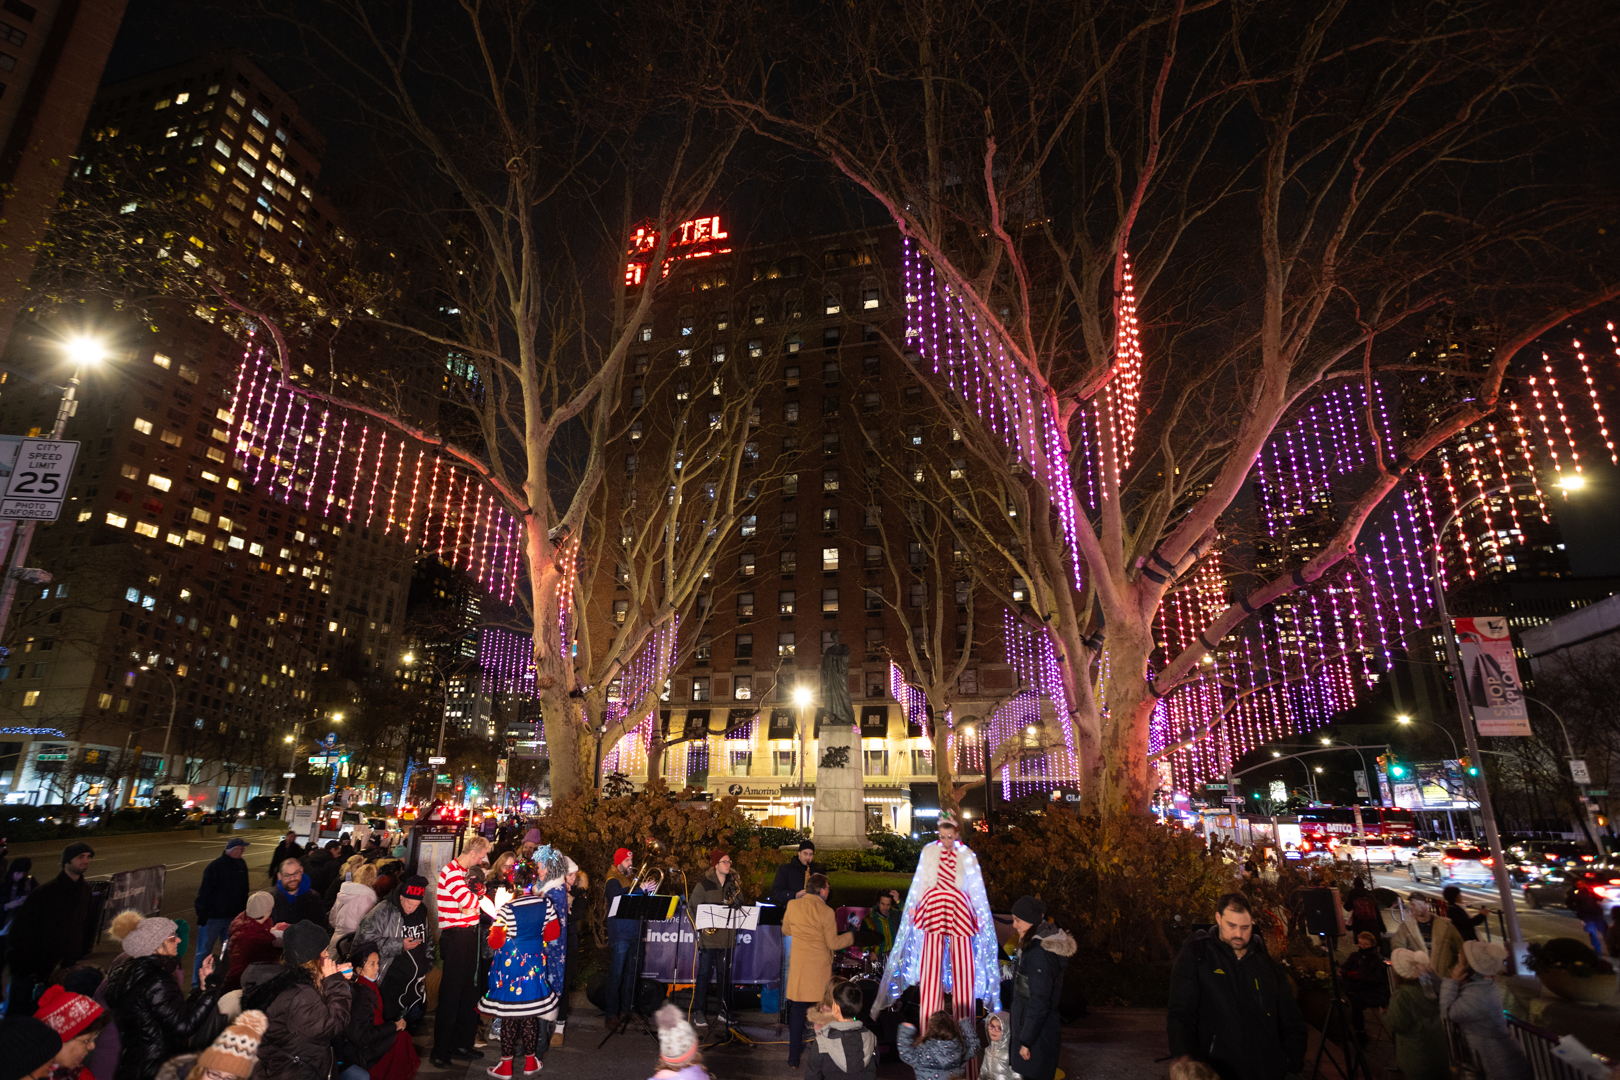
812,724 -> 869,848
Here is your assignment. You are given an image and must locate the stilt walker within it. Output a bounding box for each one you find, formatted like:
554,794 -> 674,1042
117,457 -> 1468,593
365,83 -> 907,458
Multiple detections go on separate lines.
874,809 -> 999,1078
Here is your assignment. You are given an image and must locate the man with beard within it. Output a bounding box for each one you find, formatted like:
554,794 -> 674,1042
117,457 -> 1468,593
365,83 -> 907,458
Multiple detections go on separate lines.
356,876 -> 436,1030
8,843 -> 95,1016
1168,892 -> 1306,1080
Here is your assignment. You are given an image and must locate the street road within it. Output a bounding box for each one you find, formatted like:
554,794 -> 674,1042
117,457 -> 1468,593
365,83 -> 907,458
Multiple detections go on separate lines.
1367,865 -> 1592,944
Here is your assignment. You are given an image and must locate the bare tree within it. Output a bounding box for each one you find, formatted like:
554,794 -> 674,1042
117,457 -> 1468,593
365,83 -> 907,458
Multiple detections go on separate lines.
693,0 -> 1620,812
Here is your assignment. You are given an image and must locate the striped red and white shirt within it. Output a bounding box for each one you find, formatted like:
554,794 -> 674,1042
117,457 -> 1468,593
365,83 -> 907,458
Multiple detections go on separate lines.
436,859 -> 480,928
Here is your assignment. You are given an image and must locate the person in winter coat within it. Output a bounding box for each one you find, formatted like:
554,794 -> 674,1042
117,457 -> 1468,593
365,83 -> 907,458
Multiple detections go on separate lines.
803,980 -> 876,1080
1339,932 -> 1390,1039
9,844 -> 95,1017
1440,886 -> 1489,943
1389,895 -> 1463,984
0,1015 -> 62,1080
0,855 -> 36,1009
354,877 -> 435,1028
222,892 -> 282,993
150,1010 -> 267,1080
322,857 -> 367,911
302,843 -> 343,899
480,846 -> 569,1079
329,867 -> 381,946
270,859 -> 330,932
240,921 -> 352,1080
1439,940 -> 1532,1080
980,1011 -> 1015,1080
336,941 -> 417,1080
898,1011 -> 980,1080
194,839 -> 252,985
1345,880 -> 1384,943
650,1003 -> 708,1080
1007,896 -> 1073,1080
267,832 -> 302,884
1385,949 -> 1448,1080
35,984 -> 110,1080
688,850 -> 741,1029
1168,893 -> 1305,1080
770,841 -> 826,1020
102,916 -> 220,1080
603,848 -> 652,1026
783,873 -> 854,1067
554,859 -> 587,1044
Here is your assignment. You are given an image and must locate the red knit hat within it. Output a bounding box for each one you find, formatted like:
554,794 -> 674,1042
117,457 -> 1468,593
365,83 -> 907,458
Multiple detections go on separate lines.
35,985 -> 103,1041
613,848 -> 633,868
708,848 -> 729,867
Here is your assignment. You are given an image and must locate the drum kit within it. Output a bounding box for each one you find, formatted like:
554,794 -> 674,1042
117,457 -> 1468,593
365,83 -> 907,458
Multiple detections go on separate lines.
835,943 -> 888,980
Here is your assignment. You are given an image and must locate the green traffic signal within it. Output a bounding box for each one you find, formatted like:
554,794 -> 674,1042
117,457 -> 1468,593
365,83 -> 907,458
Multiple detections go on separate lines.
1390,763 -> 1407,778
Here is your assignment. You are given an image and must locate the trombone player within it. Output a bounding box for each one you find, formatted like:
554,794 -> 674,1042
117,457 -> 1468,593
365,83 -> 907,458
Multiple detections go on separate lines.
603,847 -> 660,1027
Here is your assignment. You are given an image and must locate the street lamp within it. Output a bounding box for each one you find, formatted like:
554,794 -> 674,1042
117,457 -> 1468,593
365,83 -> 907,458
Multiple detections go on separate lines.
138,664 -> 177,786
403,651 -> 452,805
1429,481 -> 1565,971
793,684 -> 813,834
0,336 -> 106,642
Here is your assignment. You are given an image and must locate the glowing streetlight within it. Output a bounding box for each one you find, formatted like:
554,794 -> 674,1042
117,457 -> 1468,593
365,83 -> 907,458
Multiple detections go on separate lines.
1396,713 -> 1412,724
1320,737 -> 1332,745
63,335 -> 108,368
1271,750 -> 1281,758
1557,473 -> 1586,492
792,686 -> 812,707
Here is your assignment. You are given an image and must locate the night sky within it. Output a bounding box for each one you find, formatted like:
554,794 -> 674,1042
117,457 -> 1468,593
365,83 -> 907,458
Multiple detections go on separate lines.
100,0 -> 1620,579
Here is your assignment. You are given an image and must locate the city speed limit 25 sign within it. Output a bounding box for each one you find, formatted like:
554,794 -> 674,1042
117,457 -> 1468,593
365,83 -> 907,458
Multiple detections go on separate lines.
1,439 -> 81,521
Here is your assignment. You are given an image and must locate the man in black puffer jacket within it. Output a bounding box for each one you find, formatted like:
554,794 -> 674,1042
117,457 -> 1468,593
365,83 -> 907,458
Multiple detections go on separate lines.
1008,895 -> 1076,1080
103,915 -> 221,1080
1168,892 -> 1306,1080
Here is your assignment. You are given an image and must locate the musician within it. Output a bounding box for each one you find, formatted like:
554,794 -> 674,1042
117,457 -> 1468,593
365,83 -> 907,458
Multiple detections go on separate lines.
874,810 -> 999,1078
769,841 -> 826,1020
688,849 -> 742,1029
862,889 -> 902,953
603,849 -> 649,1026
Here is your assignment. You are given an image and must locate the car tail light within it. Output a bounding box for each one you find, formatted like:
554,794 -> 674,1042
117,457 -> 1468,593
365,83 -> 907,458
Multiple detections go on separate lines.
1442,857 -> 1456,864
1482,858 -> 1494,866
1581,855 -> 1595,861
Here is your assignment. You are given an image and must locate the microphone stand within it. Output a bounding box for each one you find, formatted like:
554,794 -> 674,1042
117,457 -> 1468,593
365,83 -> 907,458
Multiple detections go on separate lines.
599,893 -> 663,1047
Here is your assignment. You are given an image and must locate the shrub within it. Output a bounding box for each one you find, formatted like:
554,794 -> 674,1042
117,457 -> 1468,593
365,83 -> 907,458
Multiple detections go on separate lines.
866,831 -> 924,871
1526,936 -> 1616,978
819,849 -> 895,872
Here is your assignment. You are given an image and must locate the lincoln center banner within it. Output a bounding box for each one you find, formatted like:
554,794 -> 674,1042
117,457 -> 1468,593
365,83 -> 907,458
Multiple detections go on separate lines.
99,865 -> 166,933
639,917 -> 784,985
1454,616 -> 1531,736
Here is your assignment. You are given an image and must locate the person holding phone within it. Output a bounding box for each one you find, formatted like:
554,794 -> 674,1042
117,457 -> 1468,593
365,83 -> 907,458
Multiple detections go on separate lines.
240,920 -> 354,1080
337,940 -> 419,1080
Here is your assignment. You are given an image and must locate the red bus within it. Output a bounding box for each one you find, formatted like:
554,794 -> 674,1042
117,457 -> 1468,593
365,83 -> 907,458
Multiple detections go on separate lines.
1295,806 -> 1415,854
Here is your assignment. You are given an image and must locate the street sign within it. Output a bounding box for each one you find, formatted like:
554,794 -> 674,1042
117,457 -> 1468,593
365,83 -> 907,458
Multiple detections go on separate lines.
1221,796 -> 1244,806
1569,759 -> 1591,784
1587,789 -> 1608,796
0,439 -> 80,521
282,772 -> 297,778
428,756 -> 447,765
1205,782 -> 1228,790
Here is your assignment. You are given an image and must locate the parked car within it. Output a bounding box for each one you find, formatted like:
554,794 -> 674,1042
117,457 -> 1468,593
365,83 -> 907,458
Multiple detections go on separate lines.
1505,840 -> 1596,882
245,795 -> 286,820
1335,837 -> 1399,865
1408,844 -> 1497,885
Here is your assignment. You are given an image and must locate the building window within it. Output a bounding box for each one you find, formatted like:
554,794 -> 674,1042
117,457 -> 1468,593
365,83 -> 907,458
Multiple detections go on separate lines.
955,580 -> 970,607
734,675 -> 753,700
734,633 -> 754,660
822,469 -> 839,493
729,750 -> 753,774
740,514 -> 757,538
613,599 -> 629,624
785,365 -> 801,388
822,546 -> 840,571
823,433 -> 840,455
1011,575 -> 1029,602
822,588 -> 840,613
822,395 -> 839,417
865,587 -> 883,612
692,677 -> 710,701
910,583 -> 926,608
821,629 -> 840,653
624,453 -> 637,475
778,590 -> 796,615
959,669 -> 978,694
951,458 -> 967,480
749,300 -> 767,325
784,401 -> 800,425
738,592 -> 755,617
22,690 -> 40,707
909,540 -> 925,565
639,324 -> 653,342
739,553 -> 756,578
823,360 -> 839,384
773,750 -> 797,776
695,636 -> 713,662
631,386 -> 644,407
910,749 -> 933,776
864,545 -> 882,567
912,625 -> 928,652
863,392 -> 880,413
863,287 -> 880,310
748,339 -> 763,358
864,750 -> 888,777
824,290 -> 841,315
865,627 -> 885,659
821,507 -> 839,532
823,327 -> 842,349
778,632 -> 796,657
712,343 -> 726,364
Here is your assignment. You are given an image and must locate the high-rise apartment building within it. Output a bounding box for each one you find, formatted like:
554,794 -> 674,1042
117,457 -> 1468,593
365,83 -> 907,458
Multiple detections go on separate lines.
582,221 -> 1027,833
0,0 -> 127,356
0,53 -> 415,810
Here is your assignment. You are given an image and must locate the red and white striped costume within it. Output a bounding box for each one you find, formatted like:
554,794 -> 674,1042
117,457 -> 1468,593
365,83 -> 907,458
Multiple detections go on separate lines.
915,840 -> 979,1058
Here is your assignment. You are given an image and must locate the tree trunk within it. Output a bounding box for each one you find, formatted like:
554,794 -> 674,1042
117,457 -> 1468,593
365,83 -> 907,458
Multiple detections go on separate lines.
1100,617 -> 1157,815
542,689 -> 594,801
928,689 -> 958,816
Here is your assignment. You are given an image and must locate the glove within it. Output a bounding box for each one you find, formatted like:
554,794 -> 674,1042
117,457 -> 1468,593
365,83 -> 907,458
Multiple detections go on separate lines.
488,924 -> 506,951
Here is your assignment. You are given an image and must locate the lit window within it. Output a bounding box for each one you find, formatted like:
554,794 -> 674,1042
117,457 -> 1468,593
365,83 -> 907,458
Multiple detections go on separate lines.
165,533 -> 184,547
106,512 -> 128,528
734,675 -> 753,700
779,590 -> 796,615
22,691 -> 39,707
822,547 -> 839,571
134,522 -> 159,538
822,588 -> 839,613
863,288 -> 880,309
160,430 -> 183,448
77,510 -> 91,523
133,417 -> 154,435
98,692 -> 113,709
249,542 -> 264,556
147,474 -> 172,491
152,352 -> 172,369
154,98 -> 171,110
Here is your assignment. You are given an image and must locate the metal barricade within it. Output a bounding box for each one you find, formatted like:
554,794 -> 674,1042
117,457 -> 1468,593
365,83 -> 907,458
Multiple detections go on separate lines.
1443,1015 -> 1610,1080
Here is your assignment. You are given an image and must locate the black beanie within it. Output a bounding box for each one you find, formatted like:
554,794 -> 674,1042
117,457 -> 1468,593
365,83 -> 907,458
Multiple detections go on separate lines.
0,1016 -> 62,1080
1011,895 -> 1046,926
798,840 -> 816,852
282,920 -> 329,968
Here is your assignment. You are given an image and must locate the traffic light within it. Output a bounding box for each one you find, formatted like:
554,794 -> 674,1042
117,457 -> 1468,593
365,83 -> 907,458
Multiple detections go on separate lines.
1379,753 -> 1407,778
1459,756 -> 1478,776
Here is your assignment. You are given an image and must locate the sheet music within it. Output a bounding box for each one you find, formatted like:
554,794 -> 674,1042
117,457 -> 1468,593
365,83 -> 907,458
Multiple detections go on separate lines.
695,903 -> 759,931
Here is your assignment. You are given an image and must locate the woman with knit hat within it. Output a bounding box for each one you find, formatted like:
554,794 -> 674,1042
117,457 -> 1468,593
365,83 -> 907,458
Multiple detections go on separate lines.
1384,949 -> 1446,1080
150,1010 -> 267,1080
1439,941 -> 1532,1080
221,893 -> 280,994
104,916 -> 220,1080
479,846 -> 567,1079
650,1002 -> 707,1080
239,921 -> 351,1080
34,985 -> 109,1080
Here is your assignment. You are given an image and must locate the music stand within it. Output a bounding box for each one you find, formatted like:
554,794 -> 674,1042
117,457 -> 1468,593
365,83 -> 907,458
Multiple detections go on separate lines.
695,904 -> 762,1049
598,893 -> 677,1048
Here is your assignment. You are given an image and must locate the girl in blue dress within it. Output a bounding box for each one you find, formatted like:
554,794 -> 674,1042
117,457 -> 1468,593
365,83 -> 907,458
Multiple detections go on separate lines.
480,846 -> 568,1078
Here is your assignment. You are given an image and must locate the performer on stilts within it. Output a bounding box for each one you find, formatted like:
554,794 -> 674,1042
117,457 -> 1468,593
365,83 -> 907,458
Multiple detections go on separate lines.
874,809 -> 1000,1078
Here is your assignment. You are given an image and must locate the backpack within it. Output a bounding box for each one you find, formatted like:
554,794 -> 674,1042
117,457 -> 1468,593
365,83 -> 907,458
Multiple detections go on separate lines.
1352,895 -> 1378,923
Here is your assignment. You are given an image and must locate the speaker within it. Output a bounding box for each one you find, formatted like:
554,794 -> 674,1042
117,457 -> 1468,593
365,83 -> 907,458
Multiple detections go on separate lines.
634,977 -> 667,1016
1297,887 -> 1346,936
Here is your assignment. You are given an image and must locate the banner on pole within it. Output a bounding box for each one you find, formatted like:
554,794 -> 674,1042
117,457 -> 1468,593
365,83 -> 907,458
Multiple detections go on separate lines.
1454,616 -> 1530,736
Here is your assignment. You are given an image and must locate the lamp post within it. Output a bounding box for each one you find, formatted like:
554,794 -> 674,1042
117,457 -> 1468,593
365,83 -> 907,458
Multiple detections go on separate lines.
139,664 -> 178,786
404,651 -> 452,806
0,336 -> 104,642
118,723 -> 170,808
282,722 -> 306,805
1428,479 -> 1581,970
1522,695 -> 1603,851
793,684 -> 813,835
1395,713 -> 1463,839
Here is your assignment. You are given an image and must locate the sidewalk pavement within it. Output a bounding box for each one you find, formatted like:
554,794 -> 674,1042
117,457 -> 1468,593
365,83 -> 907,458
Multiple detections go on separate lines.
416,1000 -> 1173,1080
